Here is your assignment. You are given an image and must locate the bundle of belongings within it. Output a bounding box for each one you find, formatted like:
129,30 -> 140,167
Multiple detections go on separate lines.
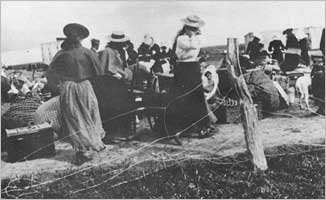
244,68 -> 288,115
1,73 -> 57,162
1,94 -> 56,162
2,74 -> 44,133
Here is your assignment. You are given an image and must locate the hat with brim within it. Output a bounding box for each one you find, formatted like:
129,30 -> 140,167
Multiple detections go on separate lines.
253,36 -> 261,42
109,31 -> 129,43
283,28 -> 293,35
63,23 -> 89,39
181,15 -> 205,28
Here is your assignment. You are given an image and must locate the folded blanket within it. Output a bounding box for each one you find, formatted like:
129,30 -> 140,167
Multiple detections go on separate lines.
34,96 -> 62,138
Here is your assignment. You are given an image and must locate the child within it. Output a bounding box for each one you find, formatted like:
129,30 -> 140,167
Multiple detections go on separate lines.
200,59 -> 220,126
203,71 -> 214,93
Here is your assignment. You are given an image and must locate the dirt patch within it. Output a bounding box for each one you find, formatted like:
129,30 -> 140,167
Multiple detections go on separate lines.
1,115 -> 324,180
1,98 -> 325,198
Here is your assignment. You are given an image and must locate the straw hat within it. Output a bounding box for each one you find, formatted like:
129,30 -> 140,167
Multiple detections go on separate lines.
63,23 -> 89,39
181,15 -> 205,28
108,31 -> 129,43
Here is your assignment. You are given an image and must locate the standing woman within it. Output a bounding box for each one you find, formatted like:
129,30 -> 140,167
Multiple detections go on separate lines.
166,15 -> 210,139
268,35 -> 285,64
46,23 -> 106,164
281,28 -> 300,72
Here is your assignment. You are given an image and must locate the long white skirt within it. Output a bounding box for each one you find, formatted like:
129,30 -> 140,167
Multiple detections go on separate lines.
60,80 -> 105,153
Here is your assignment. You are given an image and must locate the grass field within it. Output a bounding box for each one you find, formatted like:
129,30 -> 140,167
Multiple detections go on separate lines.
1,144 -> 324,199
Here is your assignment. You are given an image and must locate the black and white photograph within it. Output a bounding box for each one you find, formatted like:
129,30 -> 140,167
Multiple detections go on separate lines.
1,0 -> 325,199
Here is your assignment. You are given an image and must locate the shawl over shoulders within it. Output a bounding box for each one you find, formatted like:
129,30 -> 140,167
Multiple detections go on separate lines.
46,46 -> 103,94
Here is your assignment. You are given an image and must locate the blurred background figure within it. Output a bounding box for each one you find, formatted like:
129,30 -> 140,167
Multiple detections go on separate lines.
138,34 -> 155,73
297,30 -> 311,66
90,38 -> 100,54
125,40 -> 138,66
246,35 -> 261,61
268,35 -> 285,64
138,34 -> 153,62
281,28 -> 300,72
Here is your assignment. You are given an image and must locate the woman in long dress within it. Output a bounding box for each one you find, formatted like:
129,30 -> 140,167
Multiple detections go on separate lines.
166,15 -> 210,139
268,35 -> 285,64
46,23 -> 106,164
281,28 -> 300,72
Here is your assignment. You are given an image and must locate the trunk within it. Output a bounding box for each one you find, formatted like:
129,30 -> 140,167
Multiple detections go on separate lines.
226,38 -> 268,171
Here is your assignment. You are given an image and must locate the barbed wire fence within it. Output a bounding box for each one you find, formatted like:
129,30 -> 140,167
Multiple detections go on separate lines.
1,70 -> 325,198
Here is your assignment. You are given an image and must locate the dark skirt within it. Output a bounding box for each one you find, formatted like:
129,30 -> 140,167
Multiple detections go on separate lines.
89,75 -> 134,137
301,50 -> 310,66
165,61 -> 209,136
281,53 -> 300,72
271,50 -> 284,64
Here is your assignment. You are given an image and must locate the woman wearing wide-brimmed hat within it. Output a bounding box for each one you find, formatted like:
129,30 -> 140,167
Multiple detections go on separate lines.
46,23 -> 106,164
166,15 -> 210,140
100,31 -> 132,81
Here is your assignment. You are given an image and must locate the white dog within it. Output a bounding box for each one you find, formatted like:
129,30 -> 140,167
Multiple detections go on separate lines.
295,73 -> 311,110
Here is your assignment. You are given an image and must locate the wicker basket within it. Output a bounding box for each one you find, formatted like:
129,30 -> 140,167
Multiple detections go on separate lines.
2,97 -> 41,128
214,101 -> 263,124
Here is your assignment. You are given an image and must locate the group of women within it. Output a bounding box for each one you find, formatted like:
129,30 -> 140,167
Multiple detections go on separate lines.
246,28 -> 313,73
46,15 -> 211,164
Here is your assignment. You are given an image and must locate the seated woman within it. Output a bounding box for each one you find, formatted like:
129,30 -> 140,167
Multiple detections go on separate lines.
100,31 -> 133,82
137,34 -> 156,73
200,58 -> 220,125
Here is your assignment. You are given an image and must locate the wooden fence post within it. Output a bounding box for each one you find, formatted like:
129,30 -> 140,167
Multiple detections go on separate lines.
226,38 -> 268,171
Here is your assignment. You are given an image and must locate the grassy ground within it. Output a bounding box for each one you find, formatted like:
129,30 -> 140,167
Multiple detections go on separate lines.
1,144 -> 324,199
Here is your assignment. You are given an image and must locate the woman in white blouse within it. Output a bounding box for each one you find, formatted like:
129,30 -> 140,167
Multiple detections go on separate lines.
166,15 -> 211,139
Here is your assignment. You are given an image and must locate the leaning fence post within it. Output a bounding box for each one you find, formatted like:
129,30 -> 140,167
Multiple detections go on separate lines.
226,38 -> 268,171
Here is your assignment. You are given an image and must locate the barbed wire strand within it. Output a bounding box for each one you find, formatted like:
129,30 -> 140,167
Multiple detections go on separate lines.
2,71 -> 325,198
73,146 -> 325,195
2,82 -> 235,196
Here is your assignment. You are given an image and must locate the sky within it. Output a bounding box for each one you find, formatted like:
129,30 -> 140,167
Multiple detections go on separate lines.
1,1 -> 325,53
